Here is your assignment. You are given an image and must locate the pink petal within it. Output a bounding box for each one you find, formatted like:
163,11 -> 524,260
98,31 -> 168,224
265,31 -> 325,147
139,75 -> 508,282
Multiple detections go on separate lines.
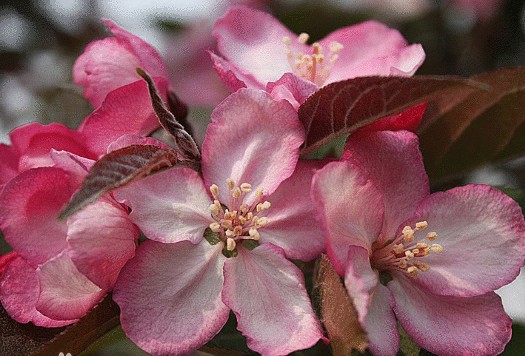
0,143 -> 19,187
0,168 -> 77,264
342,130 -> 429,244
0,252 -> 18,274
266,73 -> 318,110
202,89 -> 304,204
390,274 -> 512,356
79,78 -> 168,156
222,244 -> 323,355
0,256 -> 75,327
113,240 -> 229,355
73,19 -> 169,108
320,21 -> 425,85
263,160 -> 326,261
343,246 -> 399,355
311,160 -> 384,275
356,103 -> 427,135
67,197 -> 138,290
36,251 -> 105,320
106,134 -> 171,153
406,184 -> 525,297
209,52 -> 259,92
114,168 -> 211,244
49,150 -> 93,186
213,6 -> 307,85
8,122 -> 96,172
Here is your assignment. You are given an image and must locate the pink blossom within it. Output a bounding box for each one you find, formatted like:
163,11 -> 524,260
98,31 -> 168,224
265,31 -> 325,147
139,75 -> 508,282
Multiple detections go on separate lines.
211,6 -> 425,108
311,130 -> 525,355
113,89 -> 324,355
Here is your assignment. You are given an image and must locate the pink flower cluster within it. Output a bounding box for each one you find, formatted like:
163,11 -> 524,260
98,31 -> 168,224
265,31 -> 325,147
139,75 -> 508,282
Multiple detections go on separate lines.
1,5 -> 524,356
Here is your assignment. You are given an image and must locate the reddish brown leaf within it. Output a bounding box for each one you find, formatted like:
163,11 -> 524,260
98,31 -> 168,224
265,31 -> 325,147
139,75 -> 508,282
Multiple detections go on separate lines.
298,76 -> 483,156
314,255 -> 368,356
59,145 -> 178,219
419,67 -> 525,179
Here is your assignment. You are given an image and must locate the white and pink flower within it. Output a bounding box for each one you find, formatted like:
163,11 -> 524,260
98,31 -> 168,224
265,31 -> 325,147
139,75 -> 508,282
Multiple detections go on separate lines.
311,130 -> 525,355
113,89 -> 325,355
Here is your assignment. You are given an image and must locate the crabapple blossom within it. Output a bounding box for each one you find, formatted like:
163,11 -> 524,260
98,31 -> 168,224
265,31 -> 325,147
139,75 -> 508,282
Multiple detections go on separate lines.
113,89 -> 325,355
311,130 -> 525,355
211,6 -> 425,108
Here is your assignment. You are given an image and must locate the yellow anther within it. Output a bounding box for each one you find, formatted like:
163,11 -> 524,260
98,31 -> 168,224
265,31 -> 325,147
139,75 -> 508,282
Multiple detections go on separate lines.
412,248 -> 420,255
399,259 -> 408,269
312,42 -> 321,52
210,184 -> 219,198
249,228 -> 260,240
240,204 -> 248,214
416,242 -> 428,249
426,232 -> 438,241
221,220 -> 233,229
282,36 -> 292,45
233,226 -> 243,236
430,244 -> 443,253
209,222 -> 221,232
255,217 -> 268,227
240,183 -> 252,192
413,260 -> 430,272
226,238 -> 236,251
214,199 -> 221,208
330,54 -> 339,63
402,226 -> 415,243
223,211 -> 232,220
415,221 -> 428,230
209,204 -> 219,214
297,32 -> 310,44
329,41 -> 344,53
239,216 -> 247,224
233,187 -> 241,199
405,250 -> 415,259
225,229 -> 235,237
255,188 -> 264,199
392,244 -> 404,254
246,212 -> 253,221
227,178 -> 235,190
407,266 -> 419,277
230,210 -> 237,218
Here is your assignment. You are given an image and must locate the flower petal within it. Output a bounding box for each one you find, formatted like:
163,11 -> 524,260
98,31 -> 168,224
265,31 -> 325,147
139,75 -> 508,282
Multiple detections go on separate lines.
0,144 -> 19,187
222,243 -> 323,355
266,73 -> 318,110
67,197 -> 138,290
263,160 -> 326,261
389,274 -> 512,356
213,6 -> 306,85
0,168 -> 77,264
356,103 -> 427,135
311,160 -> 384,275
320,21 -> 425,85
114,168 -> 211,244
209,51 -> 260,92
343,246 -> 399,356
113,240 -> 229,355
407,184 -> 525,297
79,78 -> 168,156
105,134 -> 171,153
36,251 -> 105,321
73,19 -> 169,108
0,256 -> 75,327
202,89 -> 304,204
342,130 -> 429,243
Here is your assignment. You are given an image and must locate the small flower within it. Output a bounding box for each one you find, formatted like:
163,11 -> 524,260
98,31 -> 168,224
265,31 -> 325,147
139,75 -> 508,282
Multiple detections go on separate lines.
113,89 -> 325,355
311,130 -> 525,355
210,6 -> 425,108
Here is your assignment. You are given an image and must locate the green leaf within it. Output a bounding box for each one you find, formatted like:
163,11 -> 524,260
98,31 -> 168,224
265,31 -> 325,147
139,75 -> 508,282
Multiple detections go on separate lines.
203,227 -> 221,245
298,75 -> 483,157
398,323 -> 420,356
419,67 -> 525,180
59,145 -> 178,219
313,255 -> 368,355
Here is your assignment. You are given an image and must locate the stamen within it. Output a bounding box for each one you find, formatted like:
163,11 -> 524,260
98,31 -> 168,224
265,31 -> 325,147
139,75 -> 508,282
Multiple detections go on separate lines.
430,244 -> 443,253
407,266 -> 419,277
426,232 -> 437,241
255,188 -> 264,200
282,36 -> 292,45
297,32 -> 310,44
209,222 -> 221,232
402,226 -> 415,242
329,41 -> 344,53
210,184 -> 219,198
227,178 -> 235,190
249,228 -> 260,240
233,187 -> 241,199
226,238 -> 236,251
415,221 -> 428,230
240,183 -> 252,192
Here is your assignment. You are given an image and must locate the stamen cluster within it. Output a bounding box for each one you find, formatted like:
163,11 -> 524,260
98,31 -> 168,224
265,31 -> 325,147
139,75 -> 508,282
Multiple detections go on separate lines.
372,221 -> 443,278
208,178 -> 271,254
282,33 -> 344,86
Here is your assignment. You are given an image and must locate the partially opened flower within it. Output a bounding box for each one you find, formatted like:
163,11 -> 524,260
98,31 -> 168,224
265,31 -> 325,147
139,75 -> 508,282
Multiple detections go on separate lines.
113,89 -> 324,355
211,6 -> 425,108
311,130 -> 525,355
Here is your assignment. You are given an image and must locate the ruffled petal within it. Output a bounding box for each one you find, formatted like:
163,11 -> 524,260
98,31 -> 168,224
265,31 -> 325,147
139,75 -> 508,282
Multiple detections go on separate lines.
0,168 -> 77,264
222,244 -> 323,355
390,274 -> 512,356
73,19 -> 169,108
343,246 -> 399,356
67,197 -> 138,290
114,168 -> 211,244
79,78 -> 168,156
202,89 -> 304,204
263,160 -> 326,261
209,51 -> 260,92
342,130 -> 429,243
8,122 -> 96,172
266,73 -> 318,110
311,160 -> 384,275
113,240 -> 229,355
406,184 -> 525,297
213,6 -> 307,85
0,256 -> 75,327
320,21 -> 425,84
36,252 -> 105,321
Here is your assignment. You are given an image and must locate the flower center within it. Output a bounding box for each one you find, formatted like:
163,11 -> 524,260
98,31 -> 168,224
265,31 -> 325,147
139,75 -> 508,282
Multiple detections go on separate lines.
371,221 -> 443,278
205,178 -> 270,257
282,33 -> 343,86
